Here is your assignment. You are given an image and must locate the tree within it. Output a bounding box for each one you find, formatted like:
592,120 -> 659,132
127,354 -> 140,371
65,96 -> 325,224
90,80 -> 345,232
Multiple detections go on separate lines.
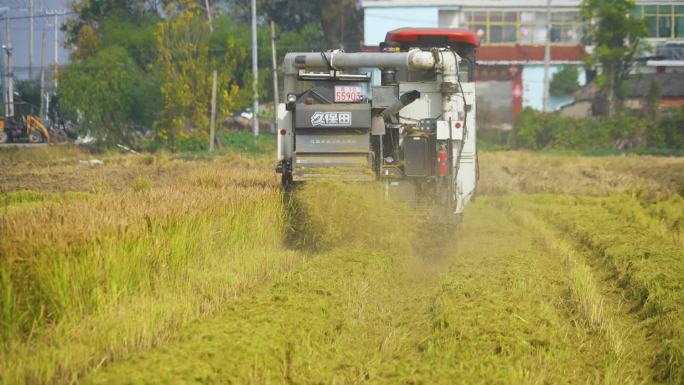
64,0 -> 154,52
154,1 -> 243,145
72,24 -> 100,60
581,0 -> 647,116
59,46 -> 159,145
643,78 -> 661,120
98,15 -> 159,68
225,0 -> 362,49
65,0 -> 160,63
319,0 -> 363,49
550,65 -> 580,97
60,0 -> 163,147
15,80 -> 41,115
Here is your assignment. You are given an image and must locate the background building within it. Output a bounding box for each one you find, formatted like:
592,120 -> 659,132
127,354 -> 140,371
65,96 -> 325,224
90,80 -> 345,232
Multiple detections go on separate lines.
361,0 -> 684,127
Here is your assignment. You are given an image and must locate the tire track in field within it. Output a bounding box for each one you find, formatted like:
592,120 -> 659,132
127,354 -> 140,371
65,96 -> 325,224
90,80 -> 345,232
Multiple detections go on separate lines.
83,199 -> 651,384
414,200 -> 652,384
513,195 -> 678,384
500,202 -> 658,384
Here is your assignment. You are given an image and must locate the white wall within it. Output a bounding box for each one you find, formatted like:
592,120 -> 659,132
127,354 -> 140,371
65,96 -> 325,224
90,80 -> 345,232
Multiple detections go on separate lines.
522,64 -> 586,110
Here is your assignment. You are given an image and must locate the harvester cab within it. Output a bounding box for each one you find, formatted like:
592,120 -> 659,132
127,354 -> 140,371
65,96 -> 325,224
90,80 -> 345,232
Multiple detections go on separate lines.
276,28 -> 479,220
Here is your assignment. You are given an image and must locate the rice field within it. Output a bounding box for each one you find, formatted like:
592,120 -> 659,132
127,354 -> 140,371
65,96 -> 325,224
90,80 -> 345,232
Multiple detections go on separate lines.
1,146 -> 683,384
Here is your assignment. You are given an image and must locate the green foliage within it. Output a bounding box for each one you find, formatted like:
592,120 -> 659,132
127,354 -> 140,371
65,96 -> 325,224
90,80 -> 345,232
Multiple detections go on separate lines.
15,80 -> 41,114
550,65 -> 580,97
643,78 -> 661,119
58,0 -> 358,149
658,107 -> 684,149
218,132 -> 275,156
98,15 -> 159,68
511,108 -> 684,151
1,190 -> 45,205
176,131 -> 209,153
64,0 -> 153,50
227,0 -> 361,49
581,0 -> 648,115
154,2 -> 243,145
213,20 -> 325,110
477,128 -> 512,151
172,132 -> 276,157
59,46 -> 160,145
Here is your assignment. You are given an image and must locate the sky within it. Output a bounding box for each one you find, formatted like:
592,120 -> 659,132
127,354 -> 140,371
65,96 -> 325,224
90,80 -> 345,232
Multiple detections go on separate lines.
0,0 -> 72,81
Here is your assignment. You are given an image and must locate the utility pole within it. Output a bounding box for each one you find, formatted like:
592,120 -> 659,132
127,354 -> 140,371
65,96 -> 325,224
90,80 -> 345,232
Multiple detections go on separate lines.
270,20 -> 279,133
52,13 -> 58,88
204,0 -> 217,151
4,12 -> 14,117
28,0 -> 34,80
0,7 -> 7,120
542,0 -> 551,112
251,0 -> 259,136
39,29 -> 46,118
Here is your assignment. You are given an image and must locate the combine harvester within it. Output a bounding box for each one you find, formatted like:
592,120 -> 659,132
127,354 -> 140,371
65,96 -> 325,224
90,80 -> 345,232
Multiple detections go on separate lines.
276,28 -> 479,222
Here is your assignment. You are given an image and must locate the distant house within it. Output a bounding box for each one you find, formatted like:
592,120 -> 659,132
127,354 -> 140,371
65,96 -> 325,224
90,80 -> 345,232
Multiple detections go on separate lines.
625,72 -> 684,110
360,0 -> 684,127
647,41 -> 684,73
559,72 -> 684,117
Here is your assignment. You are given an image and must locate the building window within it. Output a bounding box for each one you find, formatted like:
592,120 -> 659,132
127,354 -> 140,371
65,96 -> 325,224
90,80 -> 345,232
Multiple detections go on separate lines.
464,10 -> 518,44
551,11 -> 578,43
464,9 -> 578,45
633,4 -> 684,39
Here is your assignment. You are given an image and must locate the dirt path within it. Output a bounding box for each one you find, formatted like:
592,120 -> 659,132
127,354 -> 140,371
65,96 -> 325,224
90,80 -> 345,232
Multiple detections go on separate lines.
83,199 -> 657,384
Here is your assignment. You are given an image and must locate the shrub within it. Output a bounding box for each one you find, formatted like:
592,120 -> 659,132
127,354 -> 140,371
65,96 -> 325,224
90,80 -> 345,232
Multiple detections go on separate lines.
177,131 -> 209,152
659,107 -> 684,149
550,65 -> 580,97
217,131 -> 275,156
511,108 -> 678,151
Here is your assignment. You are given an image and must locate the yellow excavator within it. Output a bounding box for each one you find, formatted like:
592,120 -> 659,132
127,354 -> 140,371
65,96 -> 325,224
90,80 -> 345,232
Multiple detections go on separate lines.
0,102 -> 51,144
0,114 -> 50,143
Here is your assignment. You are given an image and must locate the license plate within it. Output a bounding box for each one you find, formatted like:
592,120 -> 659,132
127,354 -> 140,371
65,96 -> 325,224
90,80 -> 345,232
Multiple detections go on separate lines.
334,86 -> 363,103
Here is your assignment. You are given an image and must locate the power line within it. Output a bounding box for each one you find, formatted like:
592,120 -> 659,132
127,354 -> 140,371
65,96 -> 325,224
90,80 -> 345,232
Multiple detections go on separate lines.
0,11 -> 75,21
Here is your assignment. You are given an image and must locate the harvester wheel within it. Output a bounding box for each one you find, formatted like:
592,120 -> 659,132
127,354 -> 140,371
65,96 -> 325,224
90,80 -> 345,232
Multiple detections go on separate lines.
0,131 -> 8,143
29,132 -> 43,143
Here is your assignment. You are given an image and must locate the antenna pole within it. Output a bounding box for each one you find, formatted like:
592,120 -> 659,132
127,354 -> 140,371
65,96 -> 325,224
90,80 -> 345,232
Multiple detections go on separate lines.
53,13 -> 58,88
40,29 -> 46,118
0,7 -> 7,120
542,0 -> 551,112
28,0 -> 34,79
4,13 -> 14,117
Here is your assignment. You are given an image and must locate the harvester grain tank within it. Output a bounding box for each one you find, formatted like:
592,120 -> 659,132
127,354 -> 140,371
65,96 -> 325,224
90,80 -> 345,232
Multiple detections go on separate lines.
276,28 -> 479,220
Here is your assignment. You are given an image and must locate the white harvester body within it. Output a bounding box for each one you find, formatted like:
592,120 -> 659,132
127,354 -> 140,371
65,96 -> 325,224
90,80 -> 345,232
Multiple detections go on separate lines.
276,28 -> 479,219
